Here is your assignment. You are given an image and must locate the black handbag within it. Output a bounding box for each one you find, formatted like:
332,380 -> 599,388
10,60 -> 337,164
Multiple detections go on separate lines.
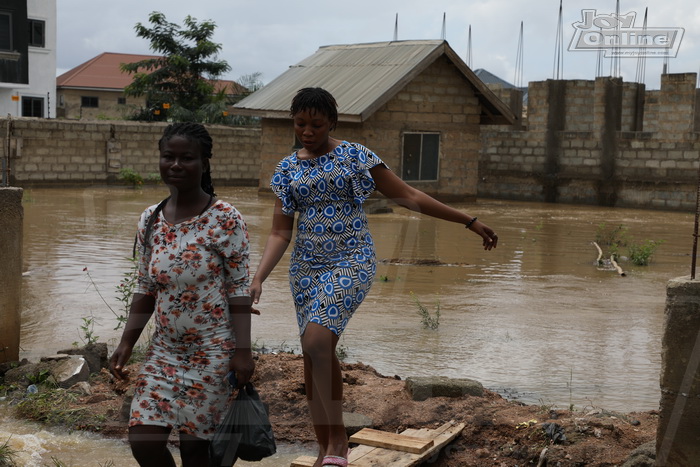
209,382 -> 276,466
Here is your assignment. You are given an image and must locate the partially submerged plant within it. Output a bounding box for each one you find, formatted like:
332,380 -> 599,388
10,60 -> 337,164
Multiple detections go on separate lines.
411,292 -> 440,330
628,239 -> 664,266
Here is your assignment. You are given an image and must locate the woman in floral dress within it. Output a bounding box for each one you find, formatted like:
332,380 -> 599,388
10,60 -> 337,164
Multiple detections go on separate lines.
109,123 -> 255,467
250,87 -> 498,467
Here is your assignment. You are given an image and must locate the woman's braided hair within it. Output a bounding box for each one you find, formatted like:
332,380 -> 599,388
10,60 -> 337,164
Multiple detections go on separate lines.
158,122 -> 216,196
133,122 -> 216,258
290,87 -> 338,130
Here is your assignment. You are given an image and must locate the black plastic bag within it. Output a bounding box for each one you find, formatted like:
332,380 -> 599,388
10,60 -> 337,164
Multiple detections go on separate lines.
209,383 -> 276,466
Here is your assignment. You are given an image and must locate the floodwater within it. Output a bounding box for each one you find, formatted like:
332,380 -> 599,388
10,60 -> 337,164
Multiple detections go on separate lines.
5,186 -> 694,465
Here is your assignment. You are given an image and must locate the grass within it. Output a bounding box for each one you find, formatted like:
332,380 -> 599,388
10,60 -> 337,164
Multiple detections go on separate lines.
48,458 -> 116,467
14,387 -> 106,432
0,438 -> 18,467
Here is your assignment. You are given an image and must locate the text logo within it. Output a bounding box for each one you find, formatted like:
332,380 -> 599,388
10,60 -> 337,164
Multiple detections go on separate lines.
569,10 -> 684,57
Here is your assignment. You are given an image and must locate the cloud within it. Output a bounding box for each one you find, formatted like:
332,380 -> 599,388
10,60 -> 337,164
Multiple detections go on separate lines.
56,0 -> 699,90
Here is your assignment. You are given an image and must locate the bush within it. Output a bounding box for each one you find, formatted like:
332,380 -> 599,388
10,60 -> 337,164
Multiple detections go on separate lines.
595,223 -> 628,257
628,239 -> 664,266
118,168 -> 144,188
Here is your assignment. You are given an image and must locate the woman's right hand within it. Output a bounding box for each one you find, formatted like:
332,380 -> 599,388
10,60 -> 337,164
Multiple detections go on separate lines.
250,279 -> 263,308
109,342 -> 133,381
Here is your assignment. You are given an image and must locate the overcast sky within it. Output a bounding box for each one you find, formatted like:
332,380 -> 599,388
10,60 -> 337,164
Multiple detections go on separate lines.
56,0 -> 699,90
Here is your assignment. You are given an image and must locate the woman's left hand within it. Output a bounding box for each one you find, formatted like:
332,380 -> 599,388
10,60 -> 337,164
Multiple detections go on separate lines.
469,220 -> 499,250
229,349 -> 255,389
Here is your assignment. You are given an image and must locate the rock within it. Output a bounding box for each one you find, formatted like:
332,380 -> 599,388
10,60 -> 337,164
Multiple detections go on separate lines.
70,381 -> 93,395
404,376 -> 484,401
343,412 -> 373,436
51,356 -> 90,388
621,441 -> 656,467
0,359 -> 30,378
120,387 -> 135,422
57,343 -> 109,374
41,354 -> 71,362
3,361 -> 53,387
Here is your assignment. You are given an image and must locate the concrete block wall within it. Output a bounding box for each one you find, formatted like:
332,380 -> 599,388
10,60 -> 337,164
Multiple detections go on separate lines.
1,118 -> 261,187
480,73 -> 700,211
621,82 -> 645,132
644,73 -> 697,137
657,277 -> 700,465
564,80 -> 596,132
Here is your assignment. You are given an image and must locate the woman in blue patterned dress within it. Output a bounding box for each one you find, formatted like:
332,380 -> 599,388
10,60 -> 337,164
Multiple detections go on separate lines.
250,88 -> 498,467
109,123 -> 255,467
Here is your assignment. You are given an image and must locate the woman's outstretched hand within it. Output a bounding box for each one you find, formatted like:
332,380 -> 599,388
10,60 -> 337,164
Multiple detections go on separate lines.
469,220 -> 499,250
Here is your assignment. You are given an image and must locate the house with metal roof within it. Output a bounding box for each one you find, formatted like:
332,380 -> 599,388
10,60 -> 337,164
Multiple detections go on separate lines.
233,39 -> 517,200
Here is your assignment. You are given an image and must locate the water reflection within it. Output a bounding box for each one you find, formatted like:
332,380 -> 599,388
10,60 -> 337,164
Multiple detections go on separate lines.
19,187 -> 693,412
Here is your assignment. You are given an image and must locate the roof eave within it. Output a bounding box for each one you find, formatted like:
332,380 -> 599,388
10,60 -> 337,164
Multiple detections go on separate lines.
442,44 -> 518,125
232,108 -> 362,123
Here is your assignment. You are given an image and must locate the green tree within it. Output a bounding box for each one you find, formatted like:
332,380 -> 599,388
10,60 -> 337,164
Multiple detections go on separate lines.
121,11 -> 231,122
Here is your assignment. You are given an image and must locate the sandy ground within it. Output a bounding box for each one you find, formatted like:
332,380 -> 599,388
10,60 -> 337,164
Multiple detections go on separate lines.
79,352 -> 656,466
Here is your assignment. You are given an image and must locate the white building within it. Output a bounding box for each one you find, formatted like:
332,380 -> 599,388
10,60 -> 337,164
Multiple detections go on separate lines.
0,0 -> 56,118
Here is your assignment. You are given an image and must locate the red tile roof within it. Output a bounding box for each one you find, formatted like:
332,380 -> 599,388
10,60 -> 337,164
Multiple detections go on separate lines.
57,52 -> 159,89
57,52 -> 246,94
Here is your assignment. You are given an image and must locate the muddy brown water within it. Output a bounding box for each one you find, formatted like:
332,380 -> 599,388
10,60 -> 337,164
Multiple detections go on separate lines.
5,186 -> 692,465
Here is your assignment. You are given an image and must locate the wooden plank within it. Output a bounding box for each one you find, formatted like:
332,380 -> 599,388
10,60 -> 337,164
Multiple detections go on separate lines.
290,420 -> 465,467
349,428 -> 434,454
290,456 -> 315,467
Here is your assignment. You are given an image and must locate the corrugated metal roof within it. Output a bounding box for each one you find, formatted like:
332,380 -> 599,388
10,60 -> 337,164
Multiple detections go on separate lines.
233,40 -> 516,125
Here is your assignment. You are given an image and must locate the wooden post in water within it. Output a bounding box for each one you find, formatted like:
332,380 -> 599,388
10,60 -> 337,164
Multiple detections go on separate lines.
0,187 -> 23,362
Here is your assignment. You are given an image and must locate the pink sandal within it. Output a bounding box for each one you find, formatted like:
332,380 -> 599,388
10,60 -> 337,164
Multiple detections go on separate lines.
322,454 -> 349,466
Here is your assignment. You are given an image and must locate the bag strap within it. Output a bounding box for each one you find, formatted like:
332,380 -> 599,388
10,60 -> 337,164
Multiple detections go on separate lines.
132,197 -> 170,259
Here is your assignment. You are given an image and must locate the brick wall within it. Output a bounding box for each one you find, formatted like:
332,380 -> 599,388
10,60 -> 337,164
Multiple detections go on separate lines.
4,72 -> 700,212
480,73 -> 700,211
57,89 -> 144,120
1,119 -> 260,187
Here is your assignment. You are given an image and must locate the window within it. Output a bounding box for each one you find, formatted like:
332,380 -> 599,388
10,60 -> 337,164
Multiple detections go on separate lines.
117,97 -> 126,105
0,12 -> 11,50
28,18 -> 44,47
81,96 -> 99,108
402,133 -> 440,181
22,96 -> 44,117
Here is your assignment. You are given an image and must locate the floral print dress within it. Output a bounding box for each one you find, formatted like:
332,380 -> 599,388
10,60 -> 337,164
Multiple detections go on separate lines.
129,200 -> 250,439
271,141 -> 385,336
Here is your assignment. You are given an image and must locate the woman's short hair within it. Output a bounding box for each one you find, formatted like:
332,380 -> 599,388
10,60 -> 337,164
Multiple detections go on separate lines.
290,87 -> 338,129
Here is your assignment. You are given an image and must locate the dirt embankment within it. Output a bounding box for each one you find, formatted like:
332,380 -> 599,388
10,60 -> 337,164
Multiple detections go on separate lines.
52,352 -> 658,466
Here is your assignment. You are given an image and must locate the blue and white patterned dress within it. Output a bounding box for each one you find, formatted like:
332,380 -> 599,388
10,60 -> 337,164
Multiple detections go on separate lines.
270,141 -> 385,336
